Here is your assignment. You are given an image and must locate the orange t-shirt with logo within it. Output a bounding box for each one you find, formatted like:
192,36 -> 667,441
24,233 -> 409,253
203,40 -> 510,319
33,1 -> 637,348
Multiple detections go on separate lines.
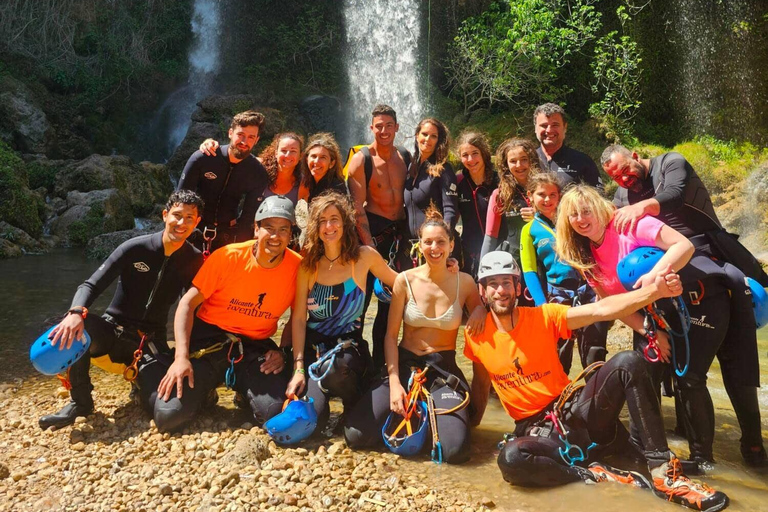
464,304 -> 572,421
192,240 -> 301,339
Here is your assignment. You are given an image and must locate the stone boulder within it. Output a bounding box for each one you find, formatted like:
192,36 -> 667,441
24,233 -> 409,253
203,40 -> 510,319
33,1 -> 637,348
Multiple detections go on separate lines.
166,95 -> 287,182
715,161 -> 768,261
0,221 -> 45,253
51,189 -> 134,246
85,217 -> 164,260
0,75 -> 51,154
54,154 -> 171,217
0,141 -> 44,238
299,95 -> 342,134
0,239 -> 23,259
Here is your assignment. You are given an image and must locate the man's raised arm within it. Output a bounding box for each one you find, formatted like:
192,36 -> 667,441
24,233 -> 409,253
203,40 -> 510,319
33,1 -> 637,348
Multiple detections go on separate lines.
566,266 -> 682,331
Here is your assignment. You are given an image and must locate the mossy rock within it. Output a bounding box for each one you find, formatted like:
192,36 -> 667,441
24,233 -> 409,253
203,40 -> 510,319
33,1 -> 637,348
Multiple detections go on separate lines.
0,141 -> 43,238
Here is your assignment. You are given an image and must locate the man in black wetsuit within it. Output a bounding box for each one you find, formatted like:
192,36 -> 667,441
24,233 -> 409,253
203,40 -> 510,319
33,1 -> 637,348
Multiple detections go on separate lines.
39,190 -> 204,429
534,103 -> 603,191
177,110 -> 270,254
602,144 -> 767,467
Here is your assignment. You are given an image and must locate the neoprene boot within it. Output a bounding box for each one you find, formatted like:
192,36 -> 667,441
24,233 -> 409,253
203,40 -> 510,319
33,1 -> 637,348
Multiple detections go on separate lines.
39,350 -> 94,430
38,399 -> 94,430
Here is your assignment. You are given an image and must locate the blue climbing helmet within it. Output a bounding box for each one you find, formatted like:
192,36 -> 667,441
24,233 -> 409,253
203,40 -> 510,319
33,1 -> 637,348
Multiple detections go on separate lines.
745,277 -> 768,329
616,246 -> 665,291
373,278 -> 392,304
381,401 -> 429,456
30,325 -> 91,375
264,396 -> 318,445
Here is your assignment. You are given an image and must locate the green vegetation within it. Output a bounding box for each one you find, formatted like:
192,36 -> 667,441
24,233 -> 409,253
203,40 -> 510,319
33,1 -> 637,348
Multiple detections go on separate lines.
0,141 -> 43,237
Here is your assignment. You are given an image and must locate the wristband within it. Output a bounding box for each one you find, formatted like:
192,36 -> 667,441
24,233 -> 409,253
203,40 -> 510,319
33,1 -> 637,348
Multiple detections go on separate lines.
293,357 -> 304,362
68,307 -> 88,319
294,368 -> 306,375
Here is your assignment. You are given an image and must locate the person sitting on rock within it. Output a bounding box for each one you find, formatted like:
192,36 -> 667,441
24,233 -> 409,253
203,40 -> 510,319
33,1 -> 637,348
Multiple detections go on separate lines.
39,190 -> 205,430
177,110 -> 270,253
155,195 -> 301,433
466,251 -> 729,512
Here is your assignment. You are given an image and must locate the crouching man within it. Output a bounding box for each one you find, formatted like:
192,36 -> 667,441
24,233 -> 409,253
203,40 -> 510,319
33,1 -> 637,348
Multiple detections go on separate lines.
466,251 -> 729,512
155,195 -> 301,432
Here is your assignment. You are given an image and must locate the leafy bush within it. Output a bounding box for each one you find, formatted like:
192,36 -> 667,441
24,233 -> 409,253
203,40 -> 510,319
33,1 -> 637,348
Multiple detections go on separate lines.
444,0 -> 601,116
0,141 -> 43,237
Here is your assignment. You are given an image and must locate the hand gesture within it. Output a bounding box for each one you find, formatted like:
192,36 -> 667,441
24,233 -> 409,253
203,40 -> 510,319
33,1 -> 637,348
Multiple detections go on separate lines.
520,206 -> 535,222
199,138 -> 219,156
613,203 -> 645,233
260,350 -> 285,374
648,264 -> 682,298
49,313 -> 86,350
158,358 -> 194,401
389,378 -> 407,416
286,372 -> 306,398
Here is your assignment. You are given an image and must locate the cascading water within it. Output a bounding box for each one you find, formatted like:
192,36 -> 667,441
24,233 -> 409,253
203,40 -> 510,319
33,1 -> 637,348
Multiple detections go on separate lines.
342,0 -> 425,148
152,0 -> 222,159
672,0 -> 764,140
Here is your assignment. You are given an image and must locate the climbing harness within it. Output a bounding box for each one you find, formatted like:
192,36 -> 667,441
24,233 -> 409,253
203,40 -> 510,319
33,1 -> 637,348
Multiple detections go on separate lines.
383,365 -> 470,463
409,239 -> 423,269
644,297 -> 691,377
308,339 -> 358,393
642,314 -> 662,364
542,362 -> 603,466
202,226 -> 217,260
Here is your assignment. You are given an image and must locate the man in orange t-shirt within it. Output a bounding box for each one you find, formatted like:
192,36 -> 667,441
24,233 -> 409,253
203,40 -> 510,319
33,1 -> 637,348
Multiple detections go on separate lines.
155,196 -> 300,433
464,252 -> 728,512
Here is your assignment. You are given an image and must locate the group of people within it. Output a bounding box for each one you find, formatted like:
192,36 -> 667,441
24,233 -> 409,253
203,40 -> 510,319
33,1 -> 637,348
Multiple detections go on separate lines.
37,103 -> 768,512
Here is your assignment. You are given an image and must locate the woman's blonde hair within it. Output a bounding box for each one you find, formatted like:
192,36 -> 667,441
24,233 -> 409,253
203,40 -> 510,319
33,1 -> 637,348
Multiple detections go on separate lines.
495,138 -> 540,212
301,191 -> 360,271
555,184 -> 616,280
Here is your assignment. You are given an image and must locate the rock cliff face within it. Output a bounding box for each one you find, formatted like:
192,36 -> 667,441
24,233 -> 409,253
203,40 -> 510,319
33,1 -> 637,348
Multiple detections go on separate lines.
715,162 -> 768,261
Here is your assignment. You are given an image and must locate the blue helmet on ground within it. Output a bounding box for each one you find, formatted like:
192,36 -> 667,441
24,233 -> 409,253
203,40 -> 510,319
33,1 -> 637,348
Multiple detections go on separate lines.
617,246 -> 665,291
745,277 -> 768,329
382,401 -> 429,456
373,278 -> 392,304
30,325 -> 91,375
264,396 -> 317,445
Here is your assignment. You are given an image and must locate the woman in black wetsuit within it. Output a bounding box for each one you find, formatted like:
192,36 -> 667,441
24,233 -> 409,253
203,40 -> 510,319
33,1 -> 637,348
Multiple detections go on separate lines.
287,191 -> 396,431
455,131 -> 498,277
300,132 -> 348,203
401,118 -> 459,270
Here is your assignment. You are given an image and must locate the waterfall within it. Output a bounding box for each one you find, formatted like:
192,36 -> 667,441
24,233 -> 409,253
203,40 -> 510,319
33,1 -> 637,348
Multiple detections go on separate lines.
673,0 -> 763,139
342,0 -> 425,148
153,0 -> 223,158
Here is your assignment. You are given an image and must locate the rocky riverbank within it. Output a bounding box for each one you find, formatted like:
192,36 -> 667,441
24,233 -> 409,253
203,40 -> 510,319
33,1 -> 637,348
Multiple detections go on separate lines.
0,371 -> 502,512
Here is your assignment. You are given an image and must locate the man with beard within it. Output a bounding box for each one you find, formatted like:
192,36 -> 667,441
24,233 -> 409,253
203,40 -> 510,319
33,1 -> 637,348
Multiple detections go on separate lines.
464,251 -> 729,512
178,110 -> 270,253
347,104 -> 410,370
602,144 -> 767,467
154,195 -> 300,433
534,103 -> 603,191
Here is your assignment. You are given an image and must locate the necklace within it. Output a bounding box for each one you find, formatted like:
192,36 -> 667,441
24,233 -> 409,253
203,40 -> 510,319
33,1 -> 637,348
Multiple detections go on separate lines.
324,253 -> 341,270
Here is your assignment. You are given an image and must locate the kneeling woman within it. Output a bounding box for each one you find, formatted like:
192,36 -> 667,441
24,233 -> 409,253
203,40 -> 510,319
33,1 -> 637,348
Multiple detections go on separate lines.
345,209 -> 485,463
288,192 -> 396,431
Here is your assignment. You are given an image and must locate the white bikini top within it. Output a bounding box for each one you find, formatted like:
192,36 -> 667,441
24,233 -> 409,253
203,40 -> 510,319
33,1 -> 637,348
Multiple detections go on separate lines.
403,272 -> 462,331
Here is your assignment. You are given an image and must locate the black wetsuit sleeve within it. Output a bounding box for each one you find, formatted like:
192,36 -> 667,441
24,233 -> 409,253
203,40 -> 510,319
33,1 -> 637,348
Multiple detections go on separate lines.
177,151 -> 205,192
441,164 -> 459,229
654,156 -> 690,214
70,243 -> 130,309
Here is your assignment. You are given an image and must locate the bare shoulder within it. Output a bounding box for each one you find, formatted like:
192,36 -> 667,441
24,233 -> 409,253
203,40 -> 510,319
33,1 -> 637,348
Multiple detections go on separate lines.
347,151 -> 365,177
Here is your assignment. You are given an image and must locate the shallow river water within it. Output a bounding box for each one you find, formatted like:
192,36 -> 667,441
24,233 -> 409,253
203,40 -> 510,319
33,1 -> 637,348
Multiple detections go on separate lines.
1,249 -> 766,510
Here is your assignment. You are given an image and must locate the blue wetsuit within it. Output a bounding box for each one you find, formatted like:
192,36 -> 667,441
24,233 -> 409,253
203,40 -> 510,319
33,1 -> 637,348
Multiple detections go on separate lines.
519,213 -> 581,306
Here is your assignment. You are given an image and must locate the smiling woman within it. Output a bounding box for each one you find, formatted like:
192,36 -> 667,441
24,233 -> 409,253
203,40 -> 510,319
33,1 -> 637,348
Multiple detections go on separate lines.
300,133 -> 348,203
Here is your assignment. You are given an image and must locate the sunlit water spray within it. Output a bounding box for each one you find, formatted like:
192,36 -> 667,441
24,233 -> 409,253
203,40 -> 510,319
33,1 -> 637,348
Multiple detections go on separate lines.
153,0 -> 222,158
342,0 -> 425,149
